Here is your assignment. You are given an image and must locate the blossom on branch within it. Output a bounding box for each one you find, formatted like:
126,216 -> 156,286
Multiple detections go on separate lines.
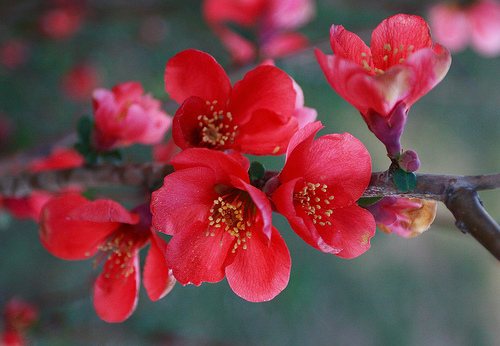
39,194 -> 175,322
365,197 -> 437,238
91,81 -> 172,151
151,149 -> 291,302
203,0 -> 315,64
270,121 -> 376,259
428,0 -> 500,57
165,49 -> 299,155
315,14 -> 451,157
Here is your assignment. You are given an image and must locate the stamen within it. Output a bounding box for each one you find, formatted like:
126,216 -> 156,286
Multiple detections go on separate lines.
198,100 -> 238,149
294,181 -> 335,227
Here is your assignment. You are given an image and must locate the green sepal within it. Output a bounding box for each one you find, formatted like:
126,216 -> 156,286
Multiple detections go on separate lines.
393,169 -> 417,192
248,161 -> 266,183
357,196 -> 383,207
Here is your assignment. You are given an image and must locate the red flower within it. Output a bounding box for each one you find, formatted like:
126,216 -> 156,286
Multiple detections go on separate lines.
271,122 -> 375,259
92,81 -> 172,151
0,39 -> 30,69
1,147 -> 84,221
203,0 -> 315,64
428,0 -> 500,57
39,194 -> 175,322
365,197 -> 437,238
315,14 -> 451,156
151,149 -> 291,302
1,297 -> 38,346
165,49 -> 298,155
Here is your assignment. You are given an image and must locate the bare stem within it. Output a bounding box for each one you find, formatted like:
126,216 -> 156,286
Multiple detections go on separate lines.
1,164 -> 499,260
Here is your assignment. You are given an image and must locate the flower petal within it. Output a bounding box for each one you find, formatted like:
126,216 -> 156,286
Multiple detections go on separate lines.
165,221 -> 233,285
164,49 -> 231,104
303,132 -> 372,207
39,194 -> 118,260
234,108 -> 299,156
68,199 -> 140,224
330,24 -> 372,68
323,204 -> 375,259
228,65 -> 296,123
171,96 -> 207,150
225,226 -> 291,302
93,253 -> 140,323
143,230 -> 175,301
151,166 -> 217,235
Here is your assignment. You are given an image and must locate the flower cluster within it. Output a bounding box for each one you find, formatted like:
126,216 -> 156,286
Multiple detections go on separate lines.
203,0 -> 315,64
34,12 -> 446,323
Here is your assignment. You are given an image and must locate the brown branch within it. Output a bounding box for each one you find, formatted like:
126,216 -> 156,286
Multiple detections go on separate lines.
1,165 -> 499,260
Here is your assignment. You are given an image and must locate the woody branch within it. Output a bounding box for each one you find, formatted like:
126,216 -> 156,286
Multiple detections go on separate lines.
1,165 -> 499,260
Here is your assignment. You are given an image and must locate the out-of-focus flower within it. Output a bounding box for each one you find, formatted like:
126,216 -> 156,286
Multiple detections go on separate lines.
61,63 -> 100,102
428,0 -> 500,57
203,0 -> 315,64
1,147 -> 84,221
91,81 -> 172,151
365,196 -> 437,238
39,194 -> 175,322
39,0 -> 85,40
152,137 -> 179,164
0,40 -> 30,69
271,121 -> 376,259
1,297 -> 38,346
315,14 -> 451,157
151,149 -> 291,302
165,49 -> 298,155
139,15 -> 169,43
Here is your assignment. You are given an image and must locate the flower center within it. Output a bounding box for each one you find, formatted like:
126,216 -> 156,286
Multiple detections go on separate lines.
207,190 -> 254,253
372,43 -> 415,74
115,100 -> 133,121
198,100 -> 238,149
294,181 -> 335,226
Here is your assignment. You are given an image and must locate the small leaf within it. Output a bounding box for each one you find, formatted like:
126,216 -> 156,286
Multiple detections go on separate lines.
357,196 -> 383,207
393,169 -> 417,192
76,115 -> 93,145
248,161 -> 266,182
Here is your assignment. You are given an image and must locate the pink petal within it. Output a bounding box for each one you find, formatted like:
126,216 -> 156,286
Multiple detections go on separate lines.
279,121 -> 323,182
111,81 -> 144,106
234,108 -> 299,156
260,32 -> 309,59
371,14 -> 433,70
225,226 -> 291,302
68,199 -> 140,224
330,25 -> 372,68
322,204 -> 375,259
165,221 -> 233,285
164,49 -> 231,104
151,166 -> 217,235
428,3 -> 470,53
303,132 -> 372,207
469,0 -> 500,57
229,65 -> 296,123
39,194 -> 118,260
143,230 -> 175,301
171,96 -> 207,150
170,148 -> 250,185
93,253 -> 140,323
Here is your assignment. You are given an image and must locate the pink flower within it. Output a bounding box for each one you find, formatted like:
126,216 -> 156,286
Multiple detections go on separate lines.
92,81 -> 172,151
39,194 -> 175,322
1,297 -> 38,346
365,197 -> 437,238
271,122 -> 376,259
315,14 -> 451,157
203,0 -> 315,64
428,0 -> 500,57
39,1 -> 85,40
165,49 -> 298,155
151,149 -> 291,302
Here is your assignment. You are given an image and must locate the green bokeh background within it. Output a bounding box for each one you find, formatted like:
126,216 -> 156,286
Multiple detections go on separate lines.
1,0 -> 499,344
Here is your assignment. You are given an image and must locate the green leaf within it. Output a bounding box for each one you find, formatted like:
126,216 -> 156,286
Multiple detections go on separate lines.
76,115 -> 93,145
248,161 -> 266,182
102,150 -> 123,165
393,169 -> 417,192
357,196 -> 383,207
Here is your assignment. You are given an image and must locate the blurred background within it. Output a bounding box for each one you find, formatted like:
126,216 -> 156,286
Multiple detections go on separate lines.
0,0 -> 499,344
